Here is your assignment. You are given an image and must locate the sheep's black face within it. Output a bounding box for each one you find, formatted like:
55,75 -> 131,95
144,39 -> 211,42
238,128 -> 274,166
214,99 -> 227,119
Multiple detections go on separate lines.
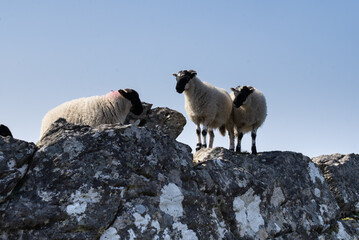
0,124 -> 13,137
173,70 -> 197,94
232,86 -> 254,108
119,89 -> 143,115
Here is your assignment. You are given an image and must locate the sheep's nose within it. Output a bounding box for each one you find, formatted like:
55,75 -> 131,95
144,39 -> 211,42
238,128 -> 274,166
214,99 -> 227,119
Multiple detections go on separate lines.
176,86 -> 184,93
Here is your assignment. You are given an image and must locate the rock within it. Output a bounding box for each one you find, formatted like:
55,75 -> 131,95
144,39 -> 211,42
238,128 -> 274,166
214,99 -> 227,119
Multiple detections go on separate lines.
194,148 -> 340,239
1,119 -> 193,239
0,136 -> 36,203
0,116 -> 358,239
125,103 -> 186,139
145,107 -> 187,139
312,154 -> 359,215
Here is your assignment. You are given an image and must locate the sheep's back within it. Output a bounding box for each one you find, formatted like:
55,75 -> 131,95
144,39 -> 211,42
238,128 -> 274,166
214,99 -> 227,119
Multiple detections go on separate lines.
40,95 -> 125,138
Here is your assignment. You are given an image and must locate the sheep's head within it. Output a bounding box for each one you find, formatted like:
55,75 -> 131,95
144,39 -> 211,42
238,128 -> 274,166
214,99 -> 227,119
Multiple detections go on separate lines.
231,86 -> 254,108
119,89 -> 143,115
173,70 -> 197,93
0,124 -> 13,137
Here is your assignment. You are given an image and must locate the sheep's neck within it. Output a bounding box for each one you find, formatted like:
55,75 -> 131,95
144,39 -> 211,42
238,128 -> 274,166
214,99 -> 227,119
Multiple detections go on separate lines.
106,93 -> 131,124
184,78 -> 204,97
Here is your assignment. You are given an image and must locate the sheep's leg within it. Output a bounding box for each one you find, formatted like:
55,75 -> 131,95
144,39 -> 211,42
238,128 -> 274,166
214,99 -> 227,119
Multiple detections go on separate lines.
228,128 -> 235,151
196,124 -> 202,151
201,125 -> 208,148
208,128 -> 214,148
236,131 -> 243,153
251,129 -> 257,155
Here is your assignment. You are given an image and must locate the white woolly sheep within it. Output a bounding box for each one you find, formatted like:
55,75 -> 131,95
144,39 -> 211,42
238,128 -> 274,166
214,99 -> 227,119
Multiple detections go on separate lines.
0,124 -> 13,137
40,89 -> 143,139
173,70 -> 234,151
230,85 -> 267,154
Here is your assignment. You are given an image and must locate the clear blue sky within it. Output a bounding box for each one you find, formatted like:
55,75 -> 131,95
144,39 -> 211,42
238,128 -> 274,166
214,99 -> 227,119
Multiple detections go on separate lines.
1,1 -> 358,157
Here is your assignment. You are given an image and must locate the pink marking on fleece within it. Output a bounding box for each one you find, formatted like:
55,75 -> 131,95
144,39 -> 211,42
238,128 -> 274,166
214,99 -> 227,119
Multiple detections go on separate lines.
106,90 -> 121,99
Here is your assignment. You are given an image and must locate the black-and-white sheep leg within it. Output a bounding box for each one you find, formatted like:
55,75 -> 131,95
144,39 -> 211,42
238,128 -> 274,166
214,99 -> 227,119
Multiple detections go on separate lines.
201,125 -> 208,148
251,129 -> 257,155
196,124 -> 202,151
236,132 -> 244,153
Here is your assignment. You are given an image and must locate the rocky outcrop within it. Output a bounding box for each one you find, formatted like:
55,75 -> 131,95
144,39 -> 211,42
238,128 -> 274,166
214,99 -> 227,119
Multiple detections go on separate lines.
313,154 -> 359,215
0,106 -> 358,239
0,136 -> 36,203
124,103 -> 186,139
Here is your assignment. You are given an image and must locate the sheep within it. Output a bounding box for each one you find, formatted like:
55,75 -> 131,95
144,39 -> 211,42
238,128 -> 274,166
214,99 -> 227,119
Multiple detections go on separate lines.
40,89 -> 143,139
230,85 -> 267,155
0,124 -> 13,137
173,70 -> 234,151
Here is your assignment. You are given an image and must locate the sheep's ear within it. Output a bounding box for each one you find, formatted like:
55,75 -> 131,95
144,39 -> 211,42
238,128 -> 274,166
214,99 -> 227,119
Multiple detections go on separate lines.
230,87 -> 236,92
118,89 -> 127,97
173,73 -> 178,77
247,86 -> 255,93
188,70 -> 197,78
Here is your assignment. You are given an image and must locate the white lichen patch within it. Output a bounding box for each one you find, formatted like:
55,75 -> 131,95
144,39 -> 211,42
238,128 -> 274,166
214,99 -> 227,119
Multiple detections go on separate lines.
38,190 -> 56,202
128,228 -> 136,240
270,187 -> 285,207
63,138 -> 84,159
162,228 -> 171,240
159,183 -> 184,220
133,213 -> 151,233
173,222 -> 198,240
66,202 -> 87,220
233,188 -> 265,238
151,220 -> 160,231
100,227 -> 120,240
308,162 -> 324,184
211,209 -> 228,239
66,187 -> 102,221
337,221 -> 351,240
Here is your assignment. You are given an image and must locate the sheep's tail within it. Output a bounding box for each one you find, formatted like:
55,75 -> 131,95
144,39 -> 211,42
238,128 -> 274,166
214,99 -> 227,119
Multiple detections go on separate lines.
219,125 -> 226,136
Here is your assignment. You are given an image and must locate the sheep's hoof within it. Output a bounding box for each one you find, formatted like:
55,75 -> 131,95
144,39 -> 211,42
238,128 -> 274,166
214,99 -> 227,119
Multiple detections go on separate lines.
196,143 -> 202,151
229,147 -> 235,151
236,146 -> 241,153
251,145 -> 257,155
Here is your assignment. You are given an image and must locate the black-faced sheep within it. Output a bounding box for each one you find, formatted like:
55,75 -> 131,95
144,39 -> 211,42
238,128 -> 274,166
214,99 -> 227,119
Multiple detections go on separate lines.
40,89 -> 143,139
174,70 -> 234,151
0,124 -> 13,137
230,85 -> 267,154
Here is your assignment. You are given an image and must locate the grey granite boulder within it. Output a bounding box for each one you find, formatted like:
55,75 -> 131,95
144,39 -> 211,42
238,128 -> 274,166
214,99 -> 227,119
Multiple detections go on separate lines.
1,119 -> 193,239
194,148 -> 340,239
0,117 -> 358,239
124,103 -> 186,139
312,154 -> 359,215
0,136 -> 36,203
